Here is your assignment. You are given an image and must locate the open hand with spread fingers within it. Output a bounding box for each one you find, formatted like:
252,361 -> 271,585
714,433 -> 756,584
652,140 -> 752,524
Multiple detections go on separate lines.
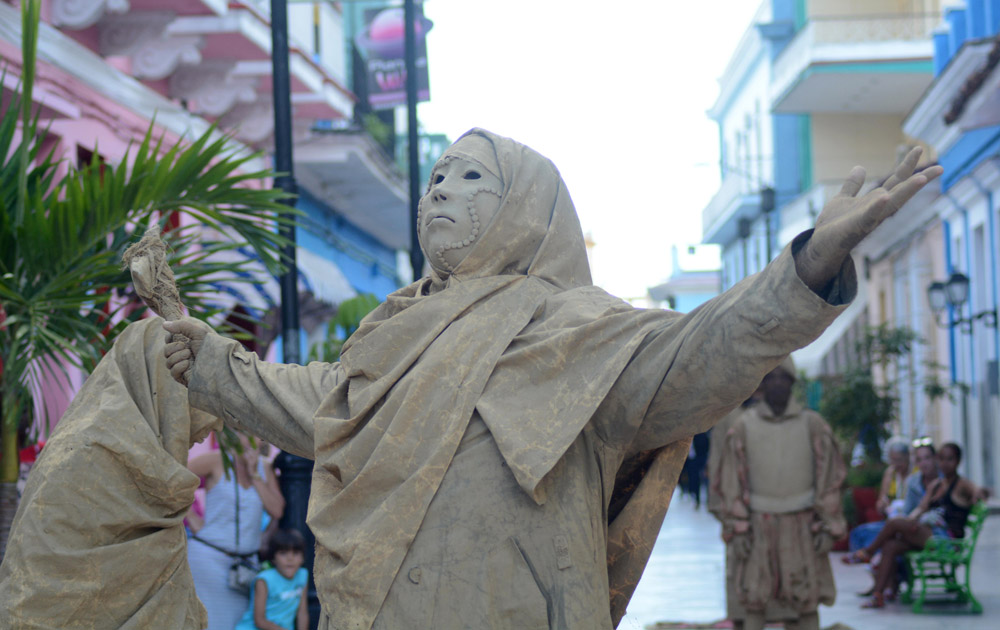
794,146 -> 944,293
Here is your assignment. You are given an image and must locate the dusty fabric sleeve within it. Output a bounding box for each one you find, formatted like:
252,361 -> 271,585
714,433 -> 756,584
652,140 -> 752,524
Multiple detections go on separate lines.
188,333 -> 341,458
715,420 -> 751,540
808,413 -> 848,537
593,230 -> 856,455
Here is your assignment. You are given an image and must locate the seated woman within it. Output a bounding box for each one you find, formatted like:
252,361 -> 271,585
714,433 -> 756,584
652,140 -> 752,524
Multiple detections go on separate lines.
845,442 -> 989,608
846,440 -> 911,552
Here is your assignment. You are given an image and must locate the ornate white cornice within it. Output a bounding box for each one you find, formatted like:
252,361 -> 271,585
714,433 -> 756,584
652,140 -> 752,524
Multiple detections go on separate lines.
218,98 -> 275,144
98,11 -> 173,56
52,0 -> 129,31
132,36 -> 202,80
169,60 -> 258,117
98,12 -> 203,81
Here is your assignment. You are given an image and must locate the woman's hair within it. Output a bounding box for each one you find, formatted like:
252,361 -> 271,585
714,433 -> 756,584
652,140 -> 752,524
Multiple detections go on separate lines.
941,442 -> 962,464
268,528 -> 306,559
912,436 -> 936,457
886,440 -> 910,457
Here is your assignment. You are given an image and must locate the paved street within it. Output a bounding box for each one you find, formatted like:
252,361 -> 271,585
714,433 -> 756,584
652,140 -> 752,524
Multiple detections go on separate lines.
619,490 -> 1000,630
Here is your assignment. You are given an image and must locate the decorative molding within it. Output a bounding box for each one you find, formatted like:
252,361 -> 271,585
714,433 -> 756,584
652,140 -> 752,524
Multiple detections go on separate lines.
218,98 -> 275,144
98,11 -> 173,57
132,36 -> 202,80
169,60 -> 258,117
98,12 -> 203,81
52,0 -> 130,31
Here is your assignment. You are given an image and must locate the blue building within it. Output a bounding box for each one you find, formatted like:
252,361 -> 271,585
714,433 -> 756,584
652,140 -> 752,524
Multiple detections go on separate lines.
703,0 -> 942,376
892,0 -> 1000,489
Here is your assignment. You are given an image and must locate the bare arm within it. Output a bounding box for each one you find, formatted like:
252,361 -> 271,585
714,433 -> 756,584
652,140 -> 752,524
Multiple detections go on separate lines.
909,478 -> 945,519
184,506 -> 204,534
958,478 -> 991,506
251,459 -> 285,521
296,586 -> 309,630
188,451 -> 222,491
252,579 -> 285,630
876,466 -> 894,514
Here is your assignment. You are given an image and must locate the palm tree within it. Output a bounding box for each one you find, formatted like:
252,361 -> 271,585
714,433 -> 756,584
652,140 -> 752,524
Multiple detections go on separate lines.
0,1 -> 296,555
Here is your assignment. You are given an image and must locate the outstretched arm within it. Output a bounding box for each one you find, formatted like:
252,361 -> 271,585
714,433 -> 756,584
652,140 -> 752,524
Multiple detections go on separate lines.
164,318 -> 340,458
598,149 -> 942,454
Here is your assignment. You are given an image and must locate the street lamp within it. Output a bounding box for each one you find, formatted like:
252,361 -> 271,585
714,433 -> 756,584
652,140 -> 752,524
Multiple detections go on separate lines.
926,272 -> 998,332
760,186 -> 775,261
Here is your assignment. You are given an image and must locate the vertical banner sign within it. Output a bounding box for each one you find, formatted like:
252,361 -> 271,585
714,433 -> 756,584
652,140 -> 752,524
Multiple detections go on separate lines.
355,3 -> 432,109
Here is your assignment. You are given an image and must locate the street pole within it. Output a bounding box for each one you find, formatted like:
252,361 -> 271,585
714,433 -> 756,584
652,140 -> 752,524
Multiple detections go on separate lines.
270,1 -> 317,626
271,0 -> 299,363
404,0 -> 425,279
760,186 -> 775,262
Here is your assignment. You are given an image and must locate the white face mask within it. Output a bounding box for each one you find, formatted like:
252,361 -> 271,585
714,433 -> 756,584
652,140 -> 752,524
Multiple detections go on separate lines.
418,156 -> 503,275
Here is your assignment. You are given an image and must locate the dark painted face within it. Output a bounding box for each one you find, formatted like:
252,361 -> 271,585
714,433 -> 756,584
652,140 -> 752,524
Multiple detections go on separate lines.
761,367 -> 794,413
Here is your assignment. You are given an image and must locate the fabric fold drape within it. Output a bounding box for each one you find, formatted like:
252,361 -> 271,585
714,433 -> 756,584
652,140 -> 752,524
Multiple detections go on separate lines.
0,317 -> 219,629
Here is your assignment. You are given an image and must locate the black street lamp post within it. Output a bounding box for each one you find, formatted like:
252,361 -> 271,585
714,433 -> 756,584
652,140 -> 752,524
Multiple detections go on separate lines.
269,0 -> 320,625
404,0 -> 425,280
760,186 -> 775,261
927,272 -> 998,333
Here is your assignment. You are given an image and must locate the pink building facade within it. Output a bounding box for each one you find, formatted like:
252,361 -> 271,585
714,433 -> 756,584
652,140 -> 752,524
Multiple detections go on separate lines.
2,0 -> 407,437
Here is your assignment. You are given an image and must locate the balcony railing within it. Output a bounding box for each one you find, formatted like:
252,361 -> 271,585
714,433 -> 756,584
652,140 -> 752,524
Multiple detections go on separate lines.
772,14 -> 939,101
810,13 -> 940,44
702,173 -> 755,239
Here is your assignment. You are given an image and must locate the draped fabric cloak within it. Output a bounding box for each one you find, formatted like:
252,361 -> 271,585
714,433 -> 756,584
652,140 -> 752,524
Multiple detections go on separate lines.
188,129 -> 854,628
0,317 -> 220,629
303,129 -> 693,628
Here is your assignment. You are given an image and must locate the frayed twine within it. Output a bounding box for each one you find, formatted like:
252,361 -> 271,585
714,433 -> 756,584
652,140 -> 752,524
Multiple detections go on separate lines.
122,225 -> 184,321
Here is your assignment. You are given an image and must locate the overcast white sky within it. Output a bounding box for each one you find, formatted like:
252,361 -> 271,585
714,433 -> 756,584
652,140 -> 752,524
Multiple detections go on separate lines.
416,0 -> 762,300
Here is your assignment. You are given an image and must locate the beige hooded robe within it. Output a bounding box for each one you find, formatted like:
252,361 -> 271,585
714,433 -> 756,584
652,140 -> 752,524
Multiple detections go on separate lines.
0,317 -> 220,629
187,128 -> 856,629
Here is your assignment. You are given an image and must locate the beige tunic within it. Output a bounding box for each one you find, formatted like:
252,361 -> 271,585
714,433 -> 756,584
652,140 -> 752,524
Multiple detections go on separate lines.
189,235 -> 853,629
716,400 -> 846,621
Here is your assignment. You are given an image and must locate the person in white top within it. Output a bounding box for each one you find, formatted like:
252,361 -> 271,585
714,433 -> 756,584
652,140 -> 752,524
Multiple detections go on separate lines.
187,433 -> 285,630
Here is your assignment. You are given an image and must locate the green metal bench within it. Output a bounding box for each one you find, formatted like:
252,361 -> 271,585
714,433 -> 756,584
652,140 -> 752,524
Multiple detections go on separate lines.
901,501 -> 988,614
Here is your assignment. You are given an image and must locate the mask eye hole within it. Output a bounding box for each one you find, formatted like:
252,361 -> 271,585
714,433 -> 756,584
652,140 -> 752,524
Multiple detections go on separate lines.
463,170 -> 481,180
434,174 -> 444,184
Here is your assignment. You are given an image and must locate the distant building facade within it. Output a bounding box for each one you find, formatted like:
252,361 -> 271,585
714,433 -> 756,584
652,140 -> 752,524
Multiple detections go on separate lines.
647,245 -> 722,313
0,0 -> 411,427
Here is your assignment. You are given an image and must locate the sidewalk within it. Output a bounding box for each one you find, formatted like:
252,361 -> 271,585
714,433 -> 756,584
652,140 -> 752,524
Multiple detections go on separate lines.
619,490 -> 1000,630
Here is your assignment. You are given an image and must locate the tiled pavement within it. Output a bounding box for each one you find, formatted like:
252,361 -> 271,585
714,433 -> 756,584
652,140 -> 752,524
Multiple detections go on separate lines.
619,491 -> 1000,630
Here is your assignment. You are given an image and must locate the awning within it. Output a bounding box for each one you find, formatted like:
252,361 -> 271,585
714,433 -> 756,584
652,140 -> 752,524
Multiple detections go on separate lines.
202,245 -> 356,324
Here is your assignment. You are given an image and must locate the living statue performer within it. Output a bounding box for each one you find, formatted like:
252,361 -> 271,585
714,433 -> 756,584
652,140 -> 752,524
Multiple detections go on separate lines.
715,358 -> 846,630
163,129 -> 939,630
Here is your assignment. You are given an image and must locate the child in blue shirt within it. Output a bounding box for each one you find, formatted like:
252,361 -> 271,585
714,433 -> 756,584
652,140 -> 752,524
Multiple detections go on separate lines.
236,529 -> 309,630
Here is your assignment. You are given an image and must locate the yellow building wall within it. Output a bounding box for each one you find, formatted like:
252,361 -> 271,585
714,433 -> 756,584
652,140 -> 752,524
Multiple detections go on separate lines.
811,113 -> 910,184
864,222 -> 955,445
